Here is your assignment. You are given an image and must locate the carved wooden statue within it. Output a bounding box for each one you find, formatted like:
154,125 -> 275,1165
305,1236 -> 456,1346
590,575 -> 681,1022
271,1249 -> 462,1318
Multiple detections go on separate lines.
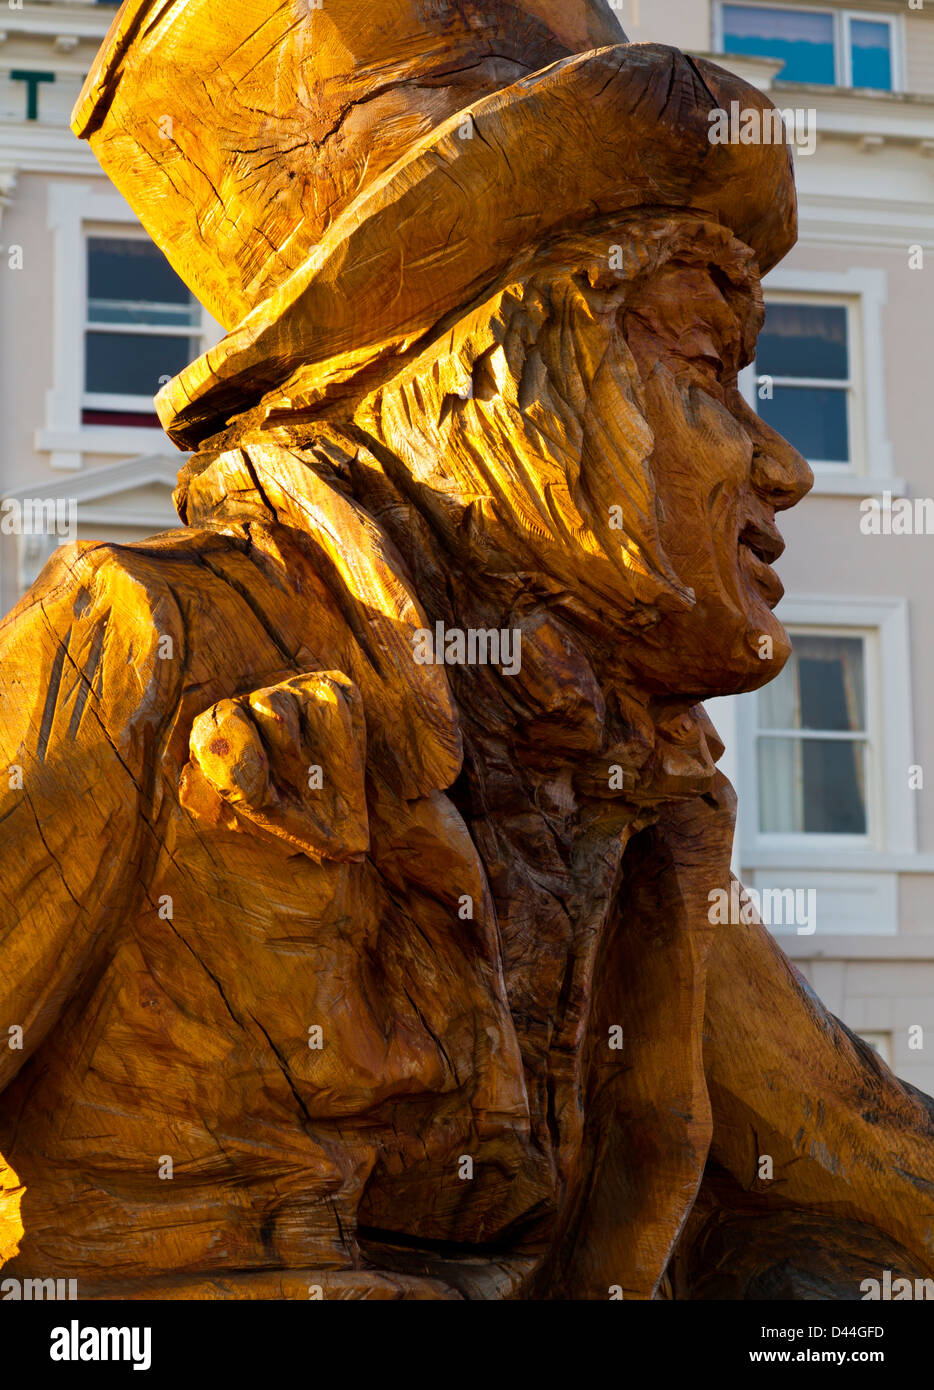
2,0 -> 934,1300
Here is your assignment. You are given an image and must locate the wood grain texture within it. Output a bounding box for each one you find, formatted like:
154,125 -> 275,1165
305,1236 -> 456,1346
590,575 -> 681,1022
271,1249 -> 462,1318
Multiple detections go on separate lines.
0,1 -> 931,1300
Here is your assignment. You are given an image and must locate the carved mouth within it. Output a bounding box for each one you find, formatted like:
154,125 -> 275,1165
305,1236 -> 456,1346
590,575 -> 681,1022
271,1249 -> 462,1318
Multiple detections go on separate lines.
738,518 -> 785,609
739,518 -> 784,565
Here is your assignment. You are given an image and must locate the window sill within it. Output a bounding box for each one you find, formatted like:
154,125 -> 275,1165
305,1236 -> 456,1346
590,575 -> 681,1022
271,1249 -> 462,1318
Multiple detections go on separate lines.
780,935 -> 934,959
36,424 -> 178,468
770,78 -> 902,100
743,849 -> 934,874
808,473 -> 906,497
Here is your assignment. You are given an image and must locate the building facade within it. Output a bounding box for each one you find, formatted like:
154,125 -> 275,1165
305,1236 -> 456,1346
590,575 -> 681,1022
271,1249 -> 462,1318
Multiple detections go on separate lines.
3,1 -> 934,1087
0,0 -> 222,606
625,0 -> 934,1092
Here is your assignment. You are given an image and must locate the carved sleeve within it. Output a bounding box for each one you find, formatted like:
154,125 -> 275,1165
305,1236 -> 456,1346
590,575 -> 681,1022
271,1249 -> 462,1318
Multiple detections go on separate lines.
0,543 -> 184,1092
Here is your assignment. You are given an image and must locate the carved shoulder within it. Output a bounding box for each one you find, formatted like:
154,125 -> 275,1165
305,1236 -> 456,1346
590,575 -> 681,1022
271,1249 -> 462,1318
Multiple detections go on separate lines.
0,541 -> 188,1090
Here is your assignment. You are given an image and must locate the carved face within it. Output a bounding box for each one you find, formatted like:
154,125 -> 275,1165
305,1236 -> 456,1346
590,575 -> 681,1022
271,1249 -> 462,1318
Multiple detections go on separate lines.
620,259 -> 813,697
357,219 -> 812,701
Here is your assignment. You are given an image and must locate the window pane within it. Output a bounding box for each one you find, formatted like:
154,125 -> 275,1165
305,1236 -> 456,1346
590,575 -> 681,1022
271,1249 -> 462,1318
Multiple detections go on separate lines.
803,738 -> 867,832
760,634 -> 865,731
85,332 -> 201,395
797,635 -> 865,731
850,20 -> 892,91
758,651 -> 798,729
758,736 -> 867,833
758,734 -> 801,830
758,385 -> 849,462
757,303 -> 848,380
722,4 -> 836,84
87,237 -> 200,328
758,634 -> 868,836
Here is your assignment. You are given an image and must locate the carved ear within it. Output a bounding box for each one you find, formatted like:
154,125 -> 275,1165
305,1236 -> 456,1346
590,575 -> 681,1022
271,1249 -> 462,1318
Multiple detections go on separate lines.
180,671 -> 369,862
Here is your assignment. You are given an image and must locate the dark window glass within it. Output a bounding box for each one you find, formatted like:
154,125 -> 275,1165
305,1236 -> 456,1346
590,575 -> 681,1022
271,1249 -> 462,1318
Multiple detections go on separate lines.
82,409 -> 162,428
85,332 -> 201,395
757,303 -> 849,380
757,736 -> 867,833
758,385 -> 849,462
801,739 -> 867,833
798,640 -> 865,731
87,237 -> 199,328
760,635 -> 865,732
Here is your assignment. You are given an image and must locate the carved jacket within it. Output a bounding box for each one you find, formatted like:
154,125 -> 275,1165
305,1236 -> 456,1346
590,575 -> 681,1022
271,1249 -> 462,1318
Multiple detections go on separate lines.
2,441 -> 934,1300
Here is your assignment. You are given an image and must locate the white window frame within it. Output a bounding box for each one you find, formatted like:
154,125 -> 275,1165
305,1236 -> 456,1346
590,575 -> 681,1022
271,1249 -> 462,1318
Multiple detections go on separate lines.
840,10 -> 901,91
734,595 -> 916,863
83,225 -> 204,417
752,623 -> 878,850
41,182 -> 222,470
738,267 -> 897,496
714,3 -> 904,93
745,291 -> 861,473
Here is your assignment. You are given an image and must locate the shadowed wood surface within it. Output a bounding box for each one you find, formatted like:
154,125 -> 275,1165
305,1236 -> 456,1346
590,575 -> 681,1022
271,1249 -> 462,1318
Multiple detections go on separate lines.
0,0 -> 932,1301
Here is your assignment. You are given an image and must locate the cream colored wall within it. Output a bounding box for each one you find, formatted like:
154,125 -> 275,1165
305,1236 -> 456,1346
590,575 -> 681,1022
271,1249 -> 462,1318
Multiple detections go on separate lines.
906,14 -> 934,97
0,44 -> 88,127
899,874 -> 934,932
0,171 -> 56,610
0,172 -> 57,497
622,0 -> 711,48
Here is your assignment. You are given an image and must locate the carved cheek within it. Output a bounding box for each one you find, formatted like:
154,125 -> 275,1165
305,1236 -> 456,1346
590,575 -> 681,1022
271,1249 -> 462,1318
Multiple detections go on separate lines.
644,367 -> 752,520
631,370 -> 762,624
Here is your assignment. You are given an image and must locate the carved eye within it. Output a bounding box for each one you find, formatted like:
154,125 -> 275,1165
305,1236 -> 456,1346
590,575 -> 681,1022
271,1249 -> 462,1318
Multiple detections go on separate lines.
689,352 -> 727,393
670,324 -> 727,380
698,351 -> 725,376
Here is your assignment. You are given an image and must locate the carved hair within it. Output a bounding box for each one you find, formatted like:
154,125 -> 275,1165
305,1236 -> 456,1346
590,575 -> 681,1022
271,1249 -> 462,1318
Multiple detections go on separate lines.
351,212 -> 764,631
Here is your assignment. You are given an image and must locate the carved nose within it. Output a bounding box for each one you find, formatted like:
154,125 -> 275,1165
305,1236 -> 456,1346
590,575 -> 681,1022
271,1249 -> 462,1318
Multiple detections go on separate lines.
749,428 -> 813,512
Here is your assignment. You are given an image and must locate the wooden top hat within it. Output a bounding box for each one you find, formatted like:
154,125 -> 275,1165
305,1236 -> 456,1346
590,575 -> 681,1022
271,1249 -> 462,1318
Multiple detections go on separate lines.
72,3 -> 798,449
73,0 -> 630,329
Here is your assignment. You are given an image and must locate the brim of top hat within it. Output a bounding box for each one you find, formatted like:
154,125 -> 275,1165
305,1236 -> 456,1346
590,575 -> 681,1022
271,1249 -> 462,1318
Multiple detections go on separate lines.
149,43 -> 797,451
